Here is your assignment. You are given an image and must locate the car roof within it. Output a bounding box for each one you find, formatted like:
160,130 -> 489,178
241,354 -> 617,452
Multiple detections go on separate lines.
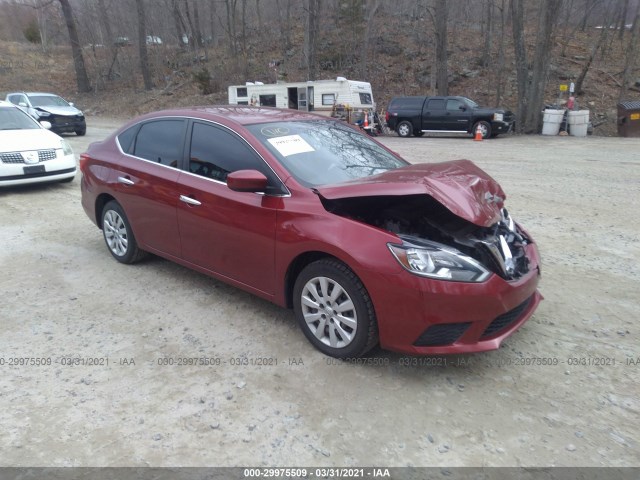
6,92 -> 61,97
129,106 -> 335,127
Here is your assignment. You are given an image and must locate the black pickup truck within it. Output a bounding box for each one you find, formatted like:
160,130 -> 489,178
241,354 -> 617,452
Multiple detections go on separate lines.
385,96 -> 515,139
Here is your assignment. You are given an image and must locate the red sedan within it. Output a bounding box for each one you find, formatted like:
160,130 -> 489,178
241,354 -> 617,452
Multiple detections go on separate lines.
80,106 -> 541,358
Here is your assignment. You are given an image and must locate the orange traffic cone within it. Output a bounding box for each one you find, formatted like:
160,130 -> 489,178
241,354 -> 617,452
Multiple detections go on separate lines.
474,125 -> 483,141
363,112 -> 369,128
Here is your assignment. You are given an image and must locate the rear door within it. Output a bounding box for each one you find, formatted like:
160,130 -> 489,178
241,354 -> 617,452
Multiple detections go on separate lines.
421,98 -> 446,131
113,118 -> 187,258
176,121 -> 285,296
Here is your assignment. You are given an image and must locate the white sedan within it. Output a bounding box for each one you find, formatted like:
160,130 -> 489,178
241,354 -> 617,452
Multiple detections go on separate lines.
0,100 -> 76,187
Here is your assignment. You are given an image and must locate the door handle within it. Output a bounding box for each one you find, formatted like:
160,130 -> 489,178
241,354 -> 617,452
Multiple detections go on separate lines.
180,195 -> 202,206
118,176 -> 135,186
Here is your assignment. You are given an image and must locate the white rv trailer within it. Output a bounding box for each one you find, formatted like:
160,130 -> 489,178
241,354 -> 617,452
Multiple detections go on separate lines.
227,77 -> 374,116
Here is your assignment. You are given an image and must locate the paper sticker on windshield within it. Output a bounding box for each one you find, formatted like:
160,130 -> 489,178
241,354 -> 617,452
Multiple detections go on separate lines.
267,135 -> 315,157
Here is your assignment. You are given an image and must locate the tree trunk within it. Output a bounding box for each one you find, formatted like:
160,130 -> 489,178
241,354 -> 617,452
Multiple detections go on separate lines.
434,0 -> 448,95
304,0 -> 321,80
193,0 -> 204,47
58,0 -> 91,92
360,0 -> 381,78
620,3 -> 640,100
481,0 -> 493,68
172,0 -> 187,48
618,0 -> 629,40
495,0 -> 506,106
511,0 -> 528,131
135,0 -> 153,90
523,0 -> 560,133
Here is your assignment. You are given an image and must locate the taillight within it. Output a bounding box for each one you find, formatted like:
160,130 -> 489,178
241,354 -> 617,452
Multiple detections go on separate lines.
385,111 -> 390,122
79,153 -> 91,171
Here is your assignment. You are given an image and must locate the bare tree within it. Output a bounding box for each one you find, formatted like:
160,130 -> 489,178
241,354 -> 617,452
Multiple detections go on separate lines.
135,0 -> 153,90
58,0 -> 91,92
434,0 -> 448,95
275,0 -> 293,52
575,3 -> 615,95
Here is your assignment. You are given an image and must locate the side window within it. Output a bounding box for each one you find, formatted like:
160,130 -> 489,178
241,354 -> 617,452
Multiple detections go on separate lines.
188,122 -> 285,194
259,94 -> 276,107
359,92 -> 372,105
132,119 -> 185,168
446,99 -> 463,111
426,99 -> 445,110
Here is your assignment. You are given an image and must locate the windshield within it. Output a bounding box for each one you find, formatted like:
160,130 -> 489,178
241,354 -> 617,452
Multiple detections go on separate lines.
246,121 -> 407,187
29,95 -> 69,107
0,107 -> 41,130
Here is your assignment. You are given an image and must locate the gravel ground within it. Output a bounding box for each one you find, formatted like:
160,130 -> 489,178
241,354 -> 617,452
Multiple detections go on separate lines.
1,118 -> 639,467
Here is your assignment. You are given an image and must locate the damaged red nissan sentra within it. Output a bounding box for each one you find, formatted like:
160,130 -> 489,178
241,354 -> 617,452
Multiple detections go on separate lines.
80,106 -> 542,358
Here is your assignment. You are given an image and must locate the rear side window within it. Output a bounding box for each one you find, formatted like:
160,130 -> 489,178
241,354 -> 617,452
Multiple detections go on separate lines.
132,119 -> 186,168
426,99 -> 445,110
117,126 -> 138,153
389,97 -> 425,109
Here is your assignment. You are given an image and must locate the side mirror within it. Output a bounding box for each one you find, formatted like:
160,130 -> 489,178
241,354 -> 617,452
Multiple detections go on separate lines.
40,121 -> 52,129
19,102 -> 27,107
459,106 -> 467,111
227,170 -> 268,193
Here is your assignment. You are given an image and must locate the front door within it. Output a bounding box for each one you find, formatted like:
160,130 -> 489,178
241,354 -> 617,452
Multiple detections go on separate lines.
176,121 -> 282,295
297,87 -> 308,111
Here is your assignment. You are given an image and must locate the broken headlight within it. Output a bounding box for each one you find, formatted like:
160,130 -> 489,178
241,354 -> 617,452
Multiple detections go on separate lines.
388,239 -> 491,283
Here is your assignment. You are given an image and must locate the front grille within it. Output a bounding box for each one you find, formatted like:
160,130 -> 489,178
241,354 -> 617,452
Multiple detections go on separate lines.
0,152 -> 24,164
414,322 -> 471,347
481,296 -> 533,340
38,149 -> 56,161
0,149 -> 57,164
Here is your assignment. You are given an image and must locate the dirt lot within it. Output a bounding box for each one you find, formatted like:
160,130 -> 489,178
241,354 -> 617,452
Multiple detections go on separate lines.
1,119 -> 639,468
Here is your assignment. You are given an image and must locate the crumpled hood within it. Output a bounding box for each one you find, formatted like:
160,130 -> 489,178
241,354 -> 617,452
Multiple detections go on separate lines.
35,105 -> 82,116
315,160 -> 506,227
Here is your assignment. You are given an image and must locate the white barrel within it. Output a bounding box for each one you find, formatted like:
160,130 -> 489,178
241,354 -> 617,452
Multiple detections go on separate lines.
542,109 -> 564,135
568,110 -> 589,137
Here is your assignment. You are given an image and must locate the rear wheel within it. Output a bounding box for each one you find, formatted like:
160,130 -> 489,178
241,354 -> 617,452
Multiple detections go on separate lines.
101,201 -> 146,264
472,121 -> 491,139
293,259 -> 378,358
396,121 -> 413,138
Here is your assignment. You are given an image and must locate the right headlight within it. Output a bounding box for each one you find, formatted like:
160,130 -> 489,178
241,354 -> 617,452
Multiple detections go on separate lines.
493,112 -> 504,122
388,240 -> 490,283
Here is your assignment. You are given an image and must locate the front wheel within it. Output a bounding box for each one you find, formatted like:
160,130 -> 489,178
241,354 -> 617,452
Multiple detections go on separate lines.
75,126 -> 86,136
293,259 -> 378,358
396,121 -> 413,138
101,201 -> 146,264
472,121 -> 491,139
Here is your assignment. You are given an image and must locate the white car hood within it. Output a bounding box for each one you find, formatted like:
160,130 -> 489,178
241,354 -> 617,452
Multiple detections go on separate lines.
0,129 -> 63,152
35,105 -> 82,116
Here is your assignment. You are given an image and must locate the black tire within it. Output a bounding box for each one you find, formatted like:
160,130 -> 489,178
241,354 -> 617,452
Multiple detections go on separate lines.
293,259 -> 378,358
101,200 -> 146,264
396,120 -> 413,138
472,120 -> 491,139
75,126 -> 86,136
